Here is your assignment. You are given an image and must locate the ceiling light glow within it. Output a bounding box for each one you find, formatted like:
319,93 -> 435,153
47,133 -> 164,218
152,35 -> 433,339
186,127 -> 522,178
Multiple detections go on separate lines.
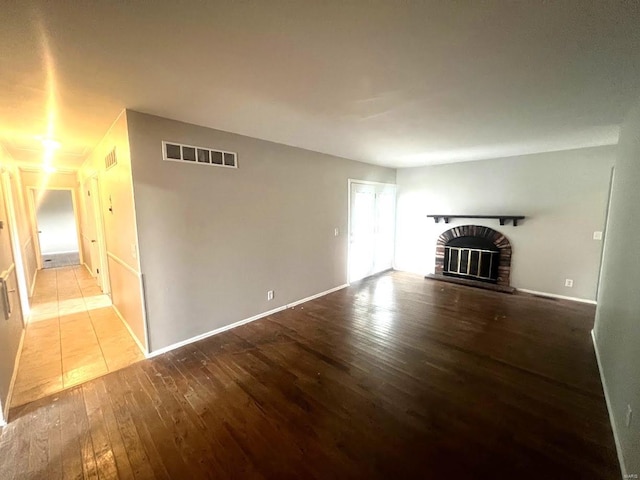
40,137 -> 60,150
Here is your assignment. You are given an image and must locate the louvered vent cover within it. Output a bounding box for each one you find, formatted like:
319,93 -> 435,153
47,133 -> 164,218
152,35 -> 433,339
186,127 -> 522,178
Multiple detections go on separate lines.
162,141 -> 238,169
105,148 -> 117,170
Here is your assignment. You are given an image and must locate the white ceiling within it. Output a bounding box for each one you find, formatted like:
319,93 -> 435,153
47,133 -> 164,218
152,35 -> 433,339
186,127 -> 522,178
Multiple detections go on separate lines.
1,1 -> 639,169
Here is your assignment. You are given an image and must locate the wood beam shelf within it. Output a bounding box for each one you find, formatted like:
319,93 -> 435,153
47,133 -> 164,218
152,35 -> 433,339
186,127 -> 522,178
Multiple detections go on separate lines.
427,215 -> 526,226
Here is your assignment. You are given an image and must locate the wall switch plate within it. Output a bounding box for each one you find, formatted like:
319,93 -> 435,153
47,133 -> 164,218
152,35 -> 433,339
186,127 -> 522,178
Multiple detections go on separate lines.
565,279 -> 574,288
593,231 -> 603,240
131,243 -> 137,259
334,228 -> 339,237
267,290 -> 274,301
627,404 -> 633,427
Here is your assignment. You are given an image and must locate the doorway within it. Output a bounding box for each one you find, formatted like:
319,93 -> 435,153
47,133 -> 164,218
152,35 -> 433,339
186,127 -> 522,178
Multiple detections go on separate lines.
348,180 -> 396,283
84,175 -> 110,293
31,189 -> 82,269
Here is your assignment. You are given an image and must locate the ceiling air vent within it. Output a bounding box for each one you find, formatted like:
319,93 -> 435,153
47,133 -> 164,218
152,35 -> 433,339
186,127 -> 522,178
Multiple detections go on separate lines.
105,147 -> 117,170
162,141 -> 238,169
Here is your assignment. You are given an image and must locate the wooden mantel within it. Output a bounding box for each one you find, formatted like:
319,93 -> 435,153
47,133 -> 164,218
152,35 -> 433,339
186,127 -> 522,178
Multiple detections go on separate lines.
427,215 -> 526,226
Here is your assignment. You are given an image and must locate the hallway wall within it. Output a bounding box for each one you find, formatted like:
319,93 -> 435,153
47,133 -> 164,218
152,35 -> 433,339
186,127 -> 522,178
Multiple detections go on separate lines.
0,146 -> 26,423
0,162 -> 37,299
78,110 -> 147,352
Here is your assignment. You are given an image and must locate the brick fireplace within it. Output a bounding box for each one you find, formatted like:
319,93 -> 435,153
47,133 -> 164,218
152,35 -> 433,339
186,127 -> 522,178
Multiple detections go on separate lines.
432,225 -> 513,292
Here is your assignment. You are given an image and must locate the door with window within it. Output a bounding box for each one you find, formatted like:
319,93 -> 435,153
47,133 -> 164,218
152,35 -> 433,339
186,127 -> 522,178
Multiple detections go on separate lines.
348,181 -> 396,283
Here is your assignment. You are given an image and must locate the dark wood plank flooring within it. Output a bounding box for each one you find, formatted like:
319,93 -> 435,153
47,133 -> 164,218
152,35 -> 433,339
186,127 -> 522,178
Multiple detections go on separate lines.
0,272 -> 619,479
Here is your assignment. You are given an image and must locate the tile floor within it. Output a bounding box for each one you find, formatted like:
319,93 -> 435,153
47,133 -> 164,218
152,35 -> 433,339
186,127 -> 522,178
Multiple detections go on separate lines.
10,265 -> 145,408
41,252 -> 80,269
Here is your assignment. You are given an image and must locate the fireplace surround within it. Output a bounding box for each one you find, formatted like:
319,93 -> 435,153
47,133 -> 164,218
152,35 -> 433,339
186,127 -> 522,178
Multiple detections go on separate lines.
433,225 -> 513,291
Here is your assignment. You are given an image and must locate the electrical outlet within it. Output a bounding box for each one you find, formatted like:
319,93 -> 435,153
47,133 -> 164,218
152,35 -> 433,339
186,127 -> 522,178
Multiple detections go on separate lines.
334,227 -> 339,237
627,404 -> 633,428
565,279 -> 573,288
593,231 -> 603,240
267,290 -> 274,301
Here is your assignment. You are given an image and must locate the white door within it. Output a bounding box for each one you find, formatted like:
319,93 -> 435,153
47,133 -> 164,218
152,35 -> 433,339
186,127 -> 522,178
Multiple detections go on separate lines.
90,176 -> 110,294
349,181 -> 396,283
84,180 -> 101,287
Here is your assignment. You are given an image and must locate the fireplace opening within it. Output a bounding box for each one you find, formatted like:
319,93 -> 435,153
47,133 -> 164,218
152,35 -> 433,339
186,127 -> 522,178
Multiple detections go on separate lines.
433,225 -> 513,291
443,236 -> 499,283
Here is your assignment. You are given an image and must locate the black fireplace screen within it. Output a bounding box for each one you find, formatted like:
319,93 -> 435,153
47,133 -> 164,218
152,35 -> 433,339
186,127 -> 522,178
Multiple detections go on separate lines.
443,236 -> 499,282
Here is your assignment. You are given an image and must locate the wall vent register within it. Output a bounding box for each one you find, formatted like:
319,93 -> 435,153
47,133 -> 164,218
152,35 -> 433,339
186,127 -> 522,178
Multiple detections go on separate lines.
105,147 -> 117,170
162,141 -> 237,168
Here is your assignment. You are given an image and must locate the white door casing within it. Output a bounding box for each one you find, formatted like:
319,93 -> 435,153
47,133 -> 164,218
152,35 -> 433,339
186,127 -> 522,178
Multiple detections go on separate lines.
348,180 -> 396,283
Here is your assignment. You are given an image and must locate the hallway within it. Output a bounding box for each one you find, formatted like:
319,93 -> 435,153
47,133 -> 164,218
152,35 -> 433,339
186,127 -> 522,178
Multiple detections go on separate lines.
10,266 -> 144,408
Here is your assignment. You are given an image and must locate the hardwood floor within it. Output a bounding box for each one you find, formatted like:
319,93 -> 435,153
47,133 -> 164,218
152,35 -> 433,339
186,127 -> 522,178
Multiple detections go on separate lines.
0,272 -> 619,479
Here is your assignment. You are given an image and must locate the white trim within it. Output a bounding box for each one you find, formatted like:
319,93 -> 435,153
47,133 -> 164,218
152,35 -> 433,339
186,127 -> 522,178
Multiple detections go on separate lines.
112,303 -> 147,356
139,273 -> 151,356
347,179 -> 397,187
347,179 -> 397,285
27,186 -> 84,269
42,249 -> 80,255
29,267 -> 38,298
284,284 -> 347,308
595,166 -> 615,301
516,288 -> 597,305
1,172 -> 30,321
148,283 -> 349,358
591,330 -> 627,478
4,327 -> 25,415
89,174 -> 111,295
106,251 -> 139,277
17,164 -> 79,174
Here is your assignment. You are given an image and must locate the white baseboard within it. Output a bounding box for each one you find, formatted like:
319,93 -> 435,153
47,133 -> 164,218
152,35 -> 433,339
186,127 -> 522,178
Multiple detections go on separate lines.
148,283 -> 349,358
112,304 -> 148,357
3,327 -> 26,423
517,288 -> 597,305
591,330 -> 627,478
42,250 -> 80,255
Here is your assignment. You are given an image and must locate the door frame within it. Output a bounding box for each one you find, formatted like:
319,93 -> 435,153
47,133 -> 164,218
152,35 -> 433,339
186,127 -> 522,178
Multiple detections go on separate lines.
27,186 -> 84,270
347,179 -> 397,284
595,166 -> 615,301
88,174 -> 111,294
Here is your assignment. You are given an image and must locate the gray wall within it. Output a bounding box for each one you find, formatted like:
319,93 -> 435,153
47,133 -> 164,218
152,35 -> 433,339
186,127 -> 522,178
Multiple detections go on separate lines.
593,101 -> 640,476
126,111 -> 396,352
395,146 -> 615,301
